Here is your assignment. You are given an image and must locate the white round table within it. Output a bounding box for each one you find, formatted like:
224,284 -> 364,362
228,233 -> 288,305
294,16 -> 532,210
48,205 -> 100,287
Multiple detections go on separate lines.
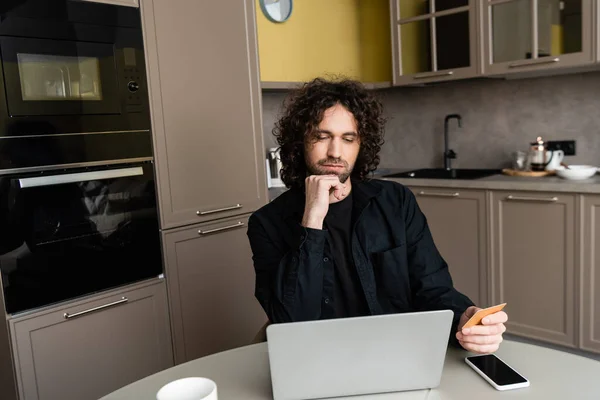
101,340 -> 600,399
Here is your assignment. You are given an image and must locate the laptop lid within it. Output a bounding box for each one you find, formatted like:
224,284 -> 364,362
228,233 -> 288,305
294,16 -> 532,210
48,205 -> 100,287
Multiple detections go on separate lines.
266,310 -> 454,400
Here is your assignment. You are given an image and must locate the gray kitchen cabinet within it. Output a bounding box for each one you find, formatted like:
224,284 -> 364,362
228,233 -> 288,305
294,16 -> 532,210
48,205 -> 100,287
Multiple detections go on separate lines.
390,0 -> 479,85
79,0 -> 139,6
163,214 -> 267,364
141,0 -> 267,229
490,191 -> 576,347
9,279 -> 173,400
482,0 -> 594,76
0,292 -> 17,400
580,194 -> 600,354
408,187 -> 488,307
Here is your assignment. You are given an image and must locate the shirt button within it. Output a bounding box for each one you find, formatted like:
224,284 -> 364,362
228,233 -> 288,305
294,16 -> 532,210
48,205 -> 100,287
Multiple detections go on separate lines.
324,298 -> 330,304
323,257 -> 329,262
300,235 -> 305,240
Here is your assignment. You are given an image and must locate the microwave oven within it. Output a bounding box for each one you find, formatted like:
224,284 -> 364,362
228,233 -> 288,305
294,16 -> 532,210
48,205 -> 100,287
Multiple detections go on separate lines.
0,0 -> 152,171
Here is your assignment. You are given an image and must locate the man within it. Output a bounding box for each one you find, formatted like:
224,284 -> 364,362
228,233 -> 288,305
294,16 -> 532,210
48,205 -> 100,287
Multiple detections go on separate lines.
247,78 -> 507,353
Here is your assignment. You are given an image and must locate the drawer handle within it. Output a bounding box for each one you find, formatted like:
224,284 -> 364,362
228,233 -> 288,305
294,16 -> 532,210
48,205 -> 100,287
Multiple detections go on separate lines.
418,191 -> 459,198
509,57 -> 560,68
64,297 -> 128,320
413,71 -> 454,80
197,204 -> 242,216
506,195 -> 558,202
198,221 -> 245,235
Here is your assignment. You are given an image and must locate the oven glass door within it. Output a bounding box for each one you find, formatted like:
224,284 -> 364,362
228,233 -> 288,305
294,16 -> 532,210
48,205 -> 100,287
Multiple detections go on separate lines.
0,36 -> 121,116
0,162 -> 161,314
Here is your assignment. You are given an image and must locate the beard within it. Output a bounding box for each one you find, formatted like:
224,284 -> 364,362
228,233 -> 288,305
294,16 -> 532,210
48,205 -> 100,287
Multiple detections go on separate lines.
307,157 -> 353,183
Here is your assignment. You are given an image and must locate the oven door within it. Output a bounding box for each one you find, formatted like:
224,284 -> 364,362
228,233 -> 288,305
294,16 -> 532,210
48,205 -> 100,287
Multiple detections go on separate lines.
0,36 -> 121,117
0,162 -> 162,314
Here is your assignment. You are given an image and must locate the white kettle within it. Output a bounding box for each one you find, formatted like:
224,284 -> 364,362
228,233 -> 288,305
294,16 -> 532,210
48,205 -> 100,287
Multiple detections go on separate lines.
545,149 -> 565,171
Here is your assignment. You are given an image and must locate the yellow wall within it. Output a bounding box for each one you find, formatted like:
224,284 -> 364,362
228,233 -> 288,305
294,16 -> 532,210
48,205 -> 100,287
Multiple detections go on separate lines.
256,0 -> 391,82
358,0 -> 392,82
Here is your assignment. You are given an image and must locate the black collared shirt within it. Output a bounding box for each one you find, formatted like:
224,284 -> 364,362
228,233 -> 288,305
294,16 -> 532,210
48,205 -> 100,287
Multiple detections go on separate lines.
247,178 -> 474,348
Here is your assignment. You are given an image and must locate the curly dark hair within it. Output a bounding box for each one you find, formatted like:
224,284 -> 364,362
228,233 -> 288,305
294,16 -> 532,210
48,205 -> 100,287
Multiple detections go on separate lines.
273,77 -> 386,189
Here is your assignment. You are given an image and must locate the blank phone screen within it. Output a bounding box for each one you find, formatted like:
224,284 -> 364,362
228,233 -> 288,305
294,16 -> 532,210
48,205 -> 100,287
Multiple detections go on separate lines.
467,355 -> 528,386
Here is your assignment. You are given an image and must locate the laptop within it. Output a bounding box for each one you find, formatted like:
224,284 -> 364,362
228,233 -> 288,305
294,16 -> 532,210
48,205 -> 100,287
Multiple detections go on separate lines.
266,310 -> 454,400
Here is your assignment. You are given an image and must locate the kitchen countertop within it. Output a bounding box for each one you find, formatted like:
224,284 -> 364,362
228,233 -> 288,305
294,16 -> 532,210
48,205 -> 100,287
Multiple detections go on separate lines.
267,168 -> 600,202
375,168 -> 600,194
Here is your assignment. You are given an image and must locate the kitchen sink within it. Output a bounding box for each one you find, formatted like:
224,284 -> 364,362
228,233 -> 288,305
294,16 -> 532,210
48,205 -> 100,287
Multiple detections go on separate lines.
383,168 -> 502,180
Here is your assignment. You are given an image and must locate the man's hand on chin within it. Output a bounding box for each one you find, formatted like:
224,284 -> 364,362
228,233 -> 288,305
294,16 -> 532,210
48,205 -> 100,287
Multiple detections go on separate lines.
455,306 -> 508,354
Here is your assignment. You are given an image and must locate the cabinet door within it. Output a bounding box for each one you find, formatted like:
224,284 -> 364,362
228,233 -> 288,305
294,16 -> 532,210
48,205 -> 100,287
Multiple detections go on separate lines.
491,191 -> 576,347
163,214 -> 267,364
483,0 -> 593,75
9,279 -> 173,400
390,0 -> 478,85
141,0 -> 267,229
79,0 -> 139,6
581,195 -> 600,353
408,187 -> 488,307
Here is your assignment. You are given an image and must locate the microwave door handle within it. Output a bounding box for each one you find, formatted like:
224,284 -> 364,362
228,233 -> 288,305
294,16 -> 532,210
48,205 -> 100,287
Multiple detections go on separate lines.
18,167 -> 144,189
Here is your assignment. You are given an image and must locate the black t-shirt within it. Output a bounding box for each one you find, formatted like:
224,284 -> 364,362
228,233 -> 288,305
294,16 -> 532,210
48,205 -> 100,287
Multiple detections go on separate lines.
324,191 -> 369,318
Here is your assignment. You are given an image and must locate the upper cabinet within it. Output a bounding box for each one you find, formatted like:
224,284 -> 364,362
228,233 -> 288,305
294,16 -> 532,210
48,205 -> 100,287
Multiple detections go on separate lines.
142,0 -> 267,229
483,0 -> 594,75
390,0 -> 478,85
256,0 -> 392,88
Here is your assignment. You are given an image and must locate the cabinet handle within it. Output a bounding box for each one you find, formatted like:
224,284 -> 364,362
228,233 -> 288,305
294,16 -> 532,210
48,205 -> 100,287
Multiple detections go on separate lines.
418,191 -> 460,198
413,71 -> 454,79
506,195 -> 558,202
509,57 -> 560,68
64,297 -> 128,320
19,167 -> 143,188
198,221 -> 245,235
197,204 -> 242,216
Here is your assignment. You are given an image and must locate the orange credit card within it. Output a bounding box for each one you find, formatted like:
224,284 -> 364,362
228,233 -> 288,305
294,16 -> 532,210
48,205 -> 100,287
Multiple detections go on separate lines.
462,303 -> 507,329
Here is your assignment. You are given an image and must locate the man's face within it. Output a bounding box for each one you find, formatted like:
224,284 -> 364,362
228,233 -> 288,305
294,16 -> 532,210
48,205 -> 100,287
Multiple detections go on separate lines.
304,103 -> 360,183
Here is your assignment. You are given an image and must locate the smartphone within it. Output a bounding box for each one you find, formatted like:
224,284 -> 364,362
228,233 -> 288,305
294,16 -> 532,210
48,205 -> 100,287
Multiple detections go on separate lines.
465,354 -> 530,391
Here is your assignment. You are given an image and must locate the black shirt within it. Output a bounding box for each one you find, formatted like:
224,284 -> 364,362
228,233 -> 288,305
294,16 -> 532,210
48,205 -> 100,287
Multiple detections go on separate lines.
247,179 -> 475,348
324,191 -> 369,318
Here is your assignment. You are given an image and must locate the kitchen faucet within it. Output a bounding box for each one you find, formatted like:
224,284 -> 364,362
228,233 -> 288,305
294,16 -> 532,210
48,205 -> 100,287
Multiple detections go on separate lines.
444,114 -> 461,170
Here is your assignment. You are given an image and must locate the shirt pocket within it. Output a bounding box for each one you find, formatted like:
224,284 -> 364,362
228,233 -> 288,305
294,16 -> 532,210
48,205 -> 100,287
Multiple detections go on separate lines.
371,244 -> 412,308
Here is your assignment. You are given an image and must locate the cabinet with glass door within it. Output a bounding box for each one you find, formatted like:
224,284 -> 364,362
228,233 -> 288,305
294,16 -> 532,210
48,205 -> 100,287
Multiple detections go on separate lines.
482,0 -> 593,75
390,0 -> 479,85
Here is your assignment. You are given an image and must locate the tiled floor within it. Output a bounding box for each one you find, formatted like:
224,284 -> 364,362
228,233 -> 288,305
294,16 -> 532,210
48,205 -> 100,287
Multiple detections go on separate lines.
505,334 -> 600,362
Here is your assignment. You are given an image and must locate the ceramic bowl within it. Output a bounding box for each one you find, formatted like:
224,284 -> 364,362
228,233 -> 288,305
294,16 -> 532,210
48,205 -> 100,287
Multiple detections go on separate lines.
554,165 -> 598,181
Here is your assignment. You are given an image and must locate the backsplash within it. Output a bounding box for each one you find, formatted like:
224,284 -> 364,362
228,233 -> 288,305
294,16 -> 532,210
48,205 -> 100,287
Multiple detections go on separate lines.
261,71 -> 600,169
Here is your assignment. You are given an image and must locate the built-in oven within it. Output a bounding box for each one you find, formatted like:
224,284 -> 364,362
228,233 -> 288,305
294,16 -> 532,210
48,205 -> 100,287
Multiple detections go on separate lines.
0,0 -> 151,171
0,161 -> 162,314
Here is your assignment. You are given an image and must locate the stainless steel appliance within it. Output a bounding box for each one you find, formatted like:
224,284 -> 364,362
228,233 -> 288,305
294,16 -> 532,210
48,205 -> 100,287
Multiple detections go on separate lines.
0,0 -> 161,315
0,0 -> 151,171
0,162 -> 161,314
266,148 -> 285,188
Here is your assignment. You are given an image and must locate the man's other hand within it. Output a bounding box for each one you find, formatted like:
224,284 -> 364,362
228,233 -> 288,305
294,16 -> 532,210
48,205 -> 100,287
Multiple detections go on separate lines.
456,306 -> 508,354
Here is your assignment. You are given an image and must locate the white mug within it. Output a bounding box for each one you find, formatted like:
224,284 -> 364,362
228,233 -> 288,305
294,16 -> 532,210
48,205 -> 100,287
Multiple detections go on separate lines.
545,149 -> 565,171
156,377 -> 218,400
